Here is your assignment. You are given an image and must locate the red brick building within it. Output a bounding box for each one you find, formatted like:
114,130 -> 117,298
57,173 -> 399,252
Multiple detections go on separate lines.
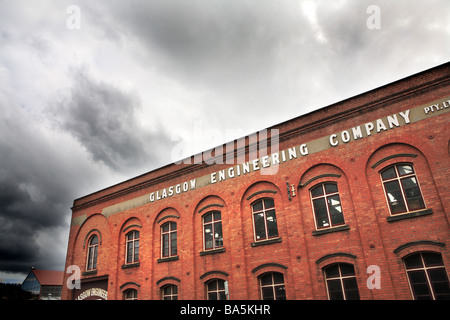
62,62 -> 450,300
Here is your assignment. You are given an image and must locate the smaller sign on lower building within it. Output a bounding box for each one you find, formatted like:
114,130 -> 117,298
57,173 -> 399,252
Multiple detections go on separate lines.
73,276 -> 108,300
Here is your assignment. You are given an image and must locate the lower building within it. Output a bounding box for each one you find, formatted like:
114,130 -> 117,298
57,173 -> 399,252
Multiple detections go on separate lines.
62,62 -> 450,300
21,268 -> 64,300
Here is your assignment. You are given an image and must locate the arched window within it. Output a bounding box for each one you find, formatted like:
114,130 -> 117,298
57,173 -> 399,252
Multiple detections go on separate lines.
86,235 -> 98,271
381,163 -> 425,215
206,279 -> 226,300
161,284 -> 178,300
125,230 -> 139,264
259,272 -> 286,300
252,198 -> 278,241
403,252 -> 450,300
161,222 -> 177,258
324,263 -> 360,300
203,211 -> 223,250
123,288 -> 138,300
310,182 -> 344,229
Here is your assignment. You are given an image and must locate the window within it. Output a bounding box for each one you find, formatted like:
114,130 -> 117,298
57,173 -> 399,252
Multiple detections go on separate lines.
310,183 -> 345,229
161,284 -> 178,300
324,263 -> 360,300
161,222 -> 177,258
403,252 -> 450,300
206,279 -> 226,300
86,235 -> 99,271
381,164 -> 425,215
123,289 -> 138,300
259,272 -> 286,300
203,211 -> 223,250
252,198 -> 278,241
125,230 -> 139,264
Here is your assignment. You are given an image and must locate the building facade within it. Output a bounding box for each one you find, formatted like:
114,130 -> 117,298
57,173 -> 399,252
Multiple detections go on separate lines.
62,63 -> 450,300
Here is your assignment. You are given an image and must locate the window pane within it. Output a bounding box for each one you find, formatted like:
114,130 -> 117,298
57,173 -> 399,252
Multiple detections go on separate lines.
260,273 -> 273,286
273,272 -> 284,285
254,213 -> 266,240
401,177 -> 425,210
340,263 -> 355,276
208,292 -> 217,300
163,286 -> 171,295
253,200 -> 263,212
422,252 -> 444,267
266,209 -> 278,238
170,222 -> 177,230
275,285 -> 286,300
208,280 -> 217,291
204,223 -> 213,250
162,234 -> 169,257
204,213 -> 212,223
217,280 -> 225,290
404,253 -> 423,269
325,264 -> 340,278
134,241 -> 139,262
311,185 -> 324,197
162,224 -> 169,232
343,278 -> 360,300
325,183 -> 338,194
171,232 -> 177,255
384,181 -> 406,213
90,235 -> 98,245
264,198 -> 274,209
398,165 -> 413,176
261,287 -> 274,300
213,211 -> 221,221
313,198 -> 329,228
408,270 -> 432,299
214,222 -> 223,247
381,167 -> 397,180
218,291 -> 226,300
134,231 -> 139,239
428,269 -> 450,298
328,195 -> 344,225
327,279 -> 344,300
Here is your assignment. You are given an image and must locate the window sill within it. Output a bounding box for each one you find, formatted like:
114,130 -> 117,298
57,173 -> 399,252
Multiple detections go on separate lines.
251,237 -> 282,247
312,225 -> 350,236
386,208 -> 433,222
121,262 -> 140,269
200,247 -> 226,256
157,255 -> 179,263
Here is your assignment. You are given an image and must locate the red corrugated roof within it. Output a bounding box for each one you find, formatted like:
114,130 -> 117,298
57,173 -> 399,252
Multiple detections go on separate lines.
32,269 -> 64,286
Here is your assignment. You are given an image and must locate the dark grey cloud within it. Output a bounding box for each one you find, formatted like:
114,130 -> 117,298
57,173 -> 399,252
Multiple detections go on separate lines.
49,67 -> 174,173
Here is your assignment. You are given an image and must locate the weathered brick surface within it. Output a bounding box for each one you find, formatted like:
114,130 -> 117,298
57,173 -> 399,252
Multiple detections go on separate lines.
62,63 -> 450,300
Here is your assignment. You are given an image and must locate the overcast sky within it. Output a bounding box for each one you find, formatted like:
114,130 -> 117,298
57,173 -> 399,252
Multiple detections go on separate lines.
0,0 -> 449,284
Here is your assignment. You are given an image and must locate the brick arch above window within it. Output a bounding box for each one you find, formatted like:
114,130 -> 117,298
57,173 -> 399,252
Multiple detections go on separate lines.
155,207 -> 181,225
200,270 -> 229,281
119,217 -> 142,233
298,163 -> 346,190
251,262 -> 288,278
366,142 -> 426,172
393,240 -> 446,259
315,252 -> 357,270
195,194 -> 227,214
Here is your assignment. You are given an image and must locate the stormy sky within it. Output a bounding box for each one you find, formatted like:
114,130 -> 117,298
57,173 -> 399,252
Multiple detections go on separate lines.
0,0 -> 449,283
